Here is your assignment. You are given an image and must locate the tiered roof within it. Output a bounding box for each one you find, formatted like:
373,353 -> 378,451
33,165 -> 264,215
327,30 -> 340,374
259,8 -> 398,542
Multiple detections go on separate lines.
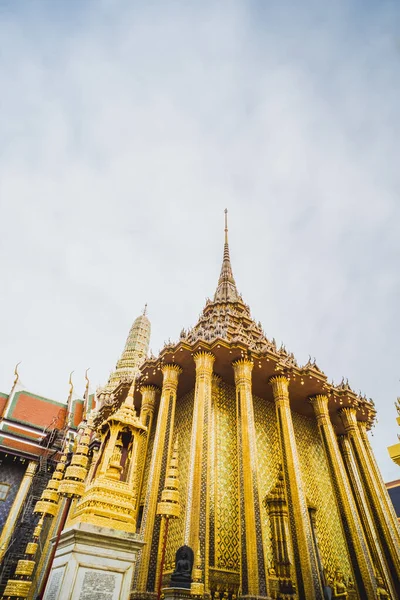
137,211 -> 376,432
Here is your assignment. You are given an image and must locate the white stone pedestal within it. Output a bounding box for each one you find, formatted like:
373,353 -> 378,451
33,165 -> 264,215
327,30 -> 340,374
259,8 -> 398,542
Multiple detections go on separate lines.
43,522 -> 144,600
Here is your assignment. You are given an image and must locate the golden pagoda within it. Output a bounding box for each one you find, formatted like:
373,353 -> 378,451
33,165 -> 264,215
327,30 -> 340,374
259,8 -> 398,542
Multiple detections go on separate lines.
6,211 -> 400,600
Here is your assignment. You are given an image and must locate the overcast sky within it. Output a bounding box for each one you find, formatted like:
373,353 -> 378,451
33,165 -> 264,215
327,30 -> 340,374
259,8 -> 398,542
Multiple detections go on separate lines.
1,0 -> 399,482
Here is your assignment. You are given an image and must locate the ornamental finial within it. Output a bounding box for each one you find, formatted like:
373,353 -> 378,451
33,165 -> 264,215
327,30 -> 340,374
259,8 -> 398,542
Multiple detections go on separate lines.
213,210 -> 240,303
143,303 -> 148,316
13,361 -> 21,387
83,368 -> 90,420
66,371 -> 74,427
68,371 -> 74,397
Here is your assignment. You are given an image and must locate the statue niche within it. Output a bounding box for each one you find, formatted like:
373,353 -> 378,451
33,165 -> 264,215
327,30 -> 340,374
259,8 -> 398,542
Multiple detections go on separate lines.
170,545 -> 194,589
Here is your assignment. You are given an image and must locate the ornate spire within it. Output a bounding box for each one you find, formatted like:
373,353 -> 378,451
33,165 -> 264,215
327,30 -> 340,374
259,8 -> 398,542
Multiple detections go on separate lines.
214,209 -> 241,303
100,309 -> 151,397
82,368 -> 90,421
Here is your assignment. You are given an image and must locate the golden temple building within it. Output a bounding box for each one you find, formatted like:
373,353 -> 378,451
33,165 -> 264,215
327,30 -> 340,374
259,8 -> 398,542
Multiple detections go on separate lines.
1,211 -> 400,600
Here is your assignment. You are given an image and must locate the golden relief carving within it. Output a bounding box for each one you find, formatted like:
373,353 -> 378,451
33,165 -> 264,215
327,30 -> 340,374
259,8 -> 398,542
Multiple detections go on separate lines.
3,580 -> 31,597
332,569 -> 348,598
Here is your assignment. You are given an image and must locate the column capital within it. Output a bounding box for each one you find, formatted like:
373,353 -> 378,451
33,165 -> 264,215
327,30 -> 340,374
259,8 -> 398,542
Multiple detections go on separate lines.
309,394 -> 329,419
140,386 -> 159,420
193,351 -> 215,374
339,406 -> 358,432
232,358 -> 253,384
269,375 -> 289,399
140,384 -> 159,395
212,373 -> 222,386
25,461 -> 38,477
161,364 -> 182,389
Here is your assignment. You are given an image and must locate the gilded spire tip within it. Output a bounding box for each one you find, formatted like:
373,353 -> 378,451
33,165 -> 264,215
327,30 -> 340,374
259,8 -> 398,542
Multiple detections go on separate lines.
13,361 -> 21,386
68,371 -> 74,396
143,303 -> 148,316
224,208 -> 228,244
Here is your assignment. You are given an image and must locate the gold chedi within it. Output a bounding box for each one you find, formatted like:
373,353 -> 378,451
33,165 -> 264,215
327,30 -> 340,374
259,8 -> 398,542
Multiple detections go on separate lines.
68,381 -> 147,532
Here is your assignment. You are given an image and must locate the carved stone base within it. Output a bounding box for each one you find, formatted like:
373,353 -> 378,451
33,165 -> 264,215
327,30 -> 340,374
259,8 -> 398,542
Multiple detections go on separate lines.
162,587 -> 193,600
130,593 -> 157,600
43,522 -> 144,600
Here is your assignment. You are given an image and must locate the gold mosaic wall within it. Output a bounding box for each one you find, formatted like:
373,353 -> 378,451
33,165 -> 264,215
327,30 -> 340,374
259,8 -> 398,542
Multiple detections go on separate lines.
147,379 -> 352,588
292,411 -> 352,581
253,394 -> 281,572
213,381 -> 240,571
164,389 -> 194,571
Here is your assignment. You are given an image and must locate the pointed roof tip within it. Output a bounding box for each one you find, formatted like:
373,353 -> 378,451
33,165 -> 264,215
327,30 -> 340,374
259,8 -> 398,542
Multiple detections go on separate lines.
213,209 -> 241,303
143,303 -> 148,316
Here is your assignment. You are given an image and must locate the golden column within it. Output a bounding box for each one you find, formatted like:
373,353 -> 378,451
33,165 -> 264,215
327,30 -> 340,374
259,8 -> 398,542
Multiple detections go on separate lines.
358,419 -> 400,542
269,376 -> 321,600
309,396 -> 377,599
184,352 -> 214,564
338,435 -> 395,599
233,359 -> 267,598
0,461 -> 37,562
340,407 -> 400,596
136,364 -> 182,593
136,385 -> 159,501
140,385 -> 158,428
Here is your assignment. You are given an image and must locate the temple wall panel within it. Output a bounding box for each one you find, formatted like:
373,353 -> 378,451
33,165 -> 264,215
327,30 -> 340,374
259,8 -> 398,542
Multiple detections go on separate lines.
292,411 -> 352,583
164,389 -> 194,571
212,382 -> 239,572
253,395 -> 281,573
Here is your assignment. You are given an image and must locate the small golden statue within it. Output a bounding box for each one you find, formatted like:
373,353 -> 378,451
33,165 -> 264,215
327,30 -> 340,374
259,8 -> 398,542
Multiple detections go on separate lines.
332,569 -> 348,598
376,576 -> 390,599
106,439 -> 123,480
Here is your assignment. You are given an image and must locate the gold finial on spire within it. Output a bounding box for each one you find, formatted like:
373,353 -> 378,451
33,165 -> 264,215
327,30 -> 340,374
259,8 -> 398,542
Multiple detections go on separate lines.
13,361 -> 21,387
83,368 -> 90,420
66,371 -> 74,427
213,210 -> 240,303
68,371 -> 74,397
99,308 -> 151,397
